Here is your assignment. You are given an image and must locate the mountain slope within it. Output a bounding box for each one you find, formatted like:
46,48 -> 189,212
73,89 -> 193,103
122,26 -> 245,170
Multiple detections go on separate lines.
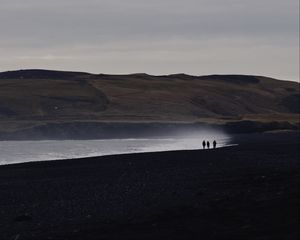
0,70 -> 299,120
0,70 -> 299,138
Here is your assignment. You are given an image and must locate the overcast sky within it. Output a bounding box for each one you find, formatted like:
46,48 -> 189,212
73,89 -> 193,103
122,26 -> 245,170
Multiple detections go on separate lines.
0,0 -> 299,81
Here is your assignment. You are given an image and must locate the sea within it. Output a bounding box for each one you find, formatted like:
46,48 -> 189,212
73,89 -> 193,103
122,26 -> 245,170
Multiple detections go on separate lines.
0,136 -> 231,165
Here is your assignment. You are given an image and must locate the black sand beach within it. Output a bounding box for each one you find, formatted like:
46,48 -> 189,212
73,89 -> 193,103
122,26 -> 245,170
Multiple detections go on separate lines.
0,136 -> 299,239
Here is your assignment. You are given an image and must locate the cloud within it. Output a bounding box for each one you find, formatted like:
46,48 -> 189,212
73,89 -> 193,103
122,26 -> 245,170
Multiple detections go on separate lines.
15,55 -> 75,60
0,0 -> 298,80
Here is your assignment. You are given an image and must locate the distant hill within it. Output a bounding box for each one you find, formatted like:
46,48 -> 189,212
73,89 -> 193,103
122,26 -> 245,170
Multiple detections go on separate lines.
0,69 -> 299,139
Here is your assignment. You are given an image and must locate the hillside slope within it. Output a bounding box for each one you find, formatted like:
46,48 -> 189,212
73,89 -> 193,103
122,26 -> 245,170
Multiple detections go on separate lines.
0,69 -> 299,138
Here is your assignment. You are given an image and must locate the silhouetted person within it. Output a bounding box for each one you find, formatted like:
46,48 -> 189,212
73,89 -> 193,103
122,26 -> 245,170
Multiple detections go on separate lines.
202,140 -> 206,149
213,140 -> 217,149
207,141 -> 210,149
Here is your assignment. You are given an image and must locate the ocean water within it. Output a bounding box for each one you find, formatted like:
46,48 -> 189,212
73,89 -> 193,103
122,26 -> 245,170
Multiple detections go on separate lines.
0,136 -> 231,165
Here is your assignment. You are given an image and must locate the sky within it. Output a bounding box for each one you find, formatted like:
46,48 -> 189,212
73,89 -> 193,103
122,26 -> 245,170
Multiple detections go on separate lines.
0,0 -> 299,81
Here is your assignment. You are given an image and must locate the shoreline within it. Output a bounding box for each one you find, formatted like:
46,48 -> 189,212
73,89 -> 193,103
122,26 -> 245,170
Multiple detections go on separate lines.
0,139 -> 299,239
1,130 -> 298,167
0,144 -> 237,167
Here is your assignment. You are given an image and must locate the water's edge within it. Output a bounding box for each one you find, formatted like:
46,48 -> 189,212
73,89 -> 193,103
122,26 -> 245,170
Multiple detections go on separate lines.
0,136 -> 230,165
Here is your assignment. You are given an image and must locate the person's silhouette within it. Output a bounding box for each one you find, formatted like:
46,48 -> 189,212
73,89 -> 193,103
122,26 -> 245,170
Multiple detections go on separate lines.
213,140 -> 217,149
202,140 -> 206,149
207,141 -> 210,149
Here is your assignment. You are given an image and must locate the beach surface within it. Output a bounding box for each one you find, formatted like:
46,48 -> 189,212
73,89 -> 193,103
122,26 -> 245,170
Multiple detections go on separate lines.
0,136 -> 299,239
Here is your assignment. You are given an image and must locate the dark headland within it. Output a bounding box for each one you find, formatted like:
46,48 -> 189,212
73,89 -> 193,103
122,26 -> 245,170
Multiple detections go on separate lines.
0,131 -> 299,240
0,70 -> 299,139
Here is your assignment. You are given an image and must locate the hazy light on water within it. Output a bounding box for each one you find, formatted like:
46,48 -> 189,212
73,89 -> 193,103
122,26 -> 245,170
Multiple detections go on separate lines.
0,130 -> 231,165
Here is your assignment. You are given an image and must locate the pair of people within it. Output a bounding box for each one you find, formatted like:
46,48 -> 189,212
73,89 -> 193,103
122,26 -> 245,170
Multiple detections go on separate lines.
202,140 -> 216,149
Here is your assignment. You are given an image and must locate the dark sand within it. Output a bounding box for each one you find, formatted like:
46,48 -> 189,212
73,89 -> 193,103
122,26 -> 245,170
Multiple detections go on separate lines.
0,137 -> 299,239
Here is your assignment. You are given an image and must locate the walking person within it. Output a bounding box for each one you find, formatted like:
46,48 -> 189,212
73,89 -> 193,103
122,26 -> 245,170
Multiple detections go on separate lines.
207,141 -> 210,149
213,140 -> 217,149
202,140 -> 206,149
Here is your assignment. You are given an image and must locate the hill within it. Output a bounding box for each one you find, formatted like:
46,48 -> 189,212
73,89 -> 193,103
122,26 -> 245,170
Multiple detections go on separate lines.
0,69 -> 299,139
